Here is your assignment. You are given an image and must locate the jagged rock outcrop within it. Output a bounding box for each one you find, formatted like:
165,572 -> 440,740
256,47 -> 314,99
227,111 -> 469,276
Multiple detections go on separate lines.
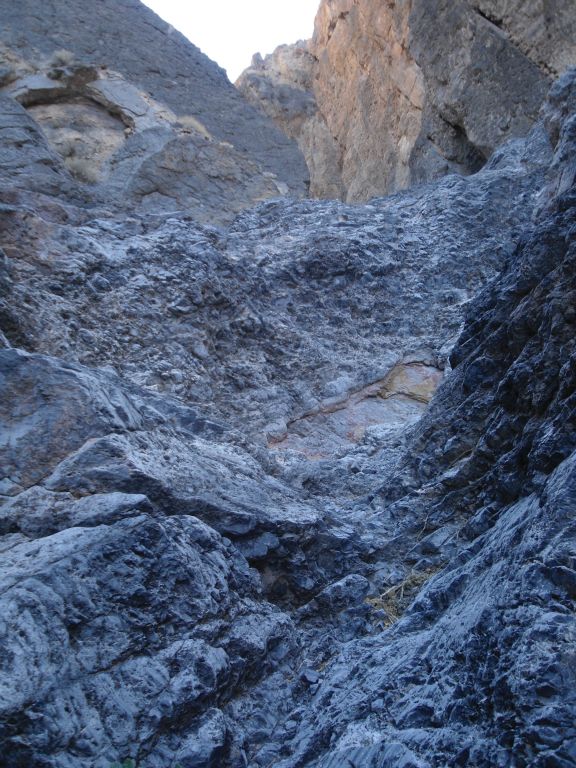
238,43 -> 347,200
0,116 -> 551,439
254,74 -> 576,768
237,0 -> 576,201
1,0 -> 576,764
0,0 -> 309,223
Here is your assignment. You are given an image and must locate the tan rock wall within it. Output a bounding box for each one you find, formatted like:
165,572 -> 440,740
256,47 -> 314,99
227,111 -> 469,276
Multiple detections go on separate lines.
310,0 -> 425,200
237,0 -> 576,202
237,43 -> 347,199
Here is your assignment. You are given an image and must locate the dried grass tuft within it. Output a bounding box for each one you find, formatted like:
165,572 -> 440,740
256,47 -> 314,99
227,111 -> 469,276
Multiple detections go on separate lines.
366,567 -> 441,626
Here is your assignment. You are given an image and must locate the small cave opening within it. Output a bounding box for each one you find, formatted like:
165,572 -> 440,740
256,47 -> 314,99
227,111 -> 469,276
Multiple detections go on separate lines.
451,122 -> 488,174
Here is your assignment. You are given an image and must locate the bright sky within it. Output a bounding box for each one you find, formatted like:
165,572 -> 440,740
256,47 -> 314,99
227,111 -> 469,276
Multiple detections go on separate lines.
142,0 -> 320,81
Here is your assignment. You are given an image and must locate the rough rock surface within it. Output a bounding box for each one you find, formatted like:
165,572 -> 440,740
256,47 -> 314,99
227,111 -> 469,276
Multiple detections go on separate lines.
237,44 -> 346,200
0,0 -> 309,223
237,0 -> 576,201
0,117 -> 552,440
472,0 -> 576,76
258,87 -> 576,768
1,3 -> 576,767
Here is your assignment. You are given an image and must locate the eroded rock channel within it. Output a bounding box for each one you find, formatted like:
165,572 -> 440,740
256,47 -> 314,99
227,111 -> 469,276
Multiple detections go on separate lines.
0,1 -> 575,767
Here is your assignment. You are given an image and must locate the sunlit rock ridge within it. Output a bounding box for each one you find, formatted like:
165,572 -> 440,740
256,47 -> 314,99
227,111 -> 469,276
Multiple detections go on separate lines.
0,1 -> 576,767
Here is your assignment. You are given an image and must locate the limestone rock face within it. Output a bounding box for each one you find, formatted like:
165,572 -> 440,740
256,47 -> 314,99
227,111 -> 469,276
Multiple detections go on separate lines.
237,0 -> 576,201
237,44 -> 346,199
1,120 -> 551,439
0,0 -> 309,223
268,98 -> 576,768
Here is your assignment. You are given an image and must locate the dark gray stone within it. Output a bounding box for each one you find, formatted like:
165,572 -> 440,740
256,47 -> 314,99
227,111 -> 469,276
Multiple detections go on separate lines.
0,0 -> 309,197
0,95 -> 76,197
0,32 -> 575,768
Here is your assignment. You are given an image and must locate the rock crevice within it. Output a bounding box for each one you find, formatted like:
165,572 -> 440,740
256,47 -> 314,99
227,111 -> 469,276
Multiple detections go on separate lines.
0,1 -> 575,766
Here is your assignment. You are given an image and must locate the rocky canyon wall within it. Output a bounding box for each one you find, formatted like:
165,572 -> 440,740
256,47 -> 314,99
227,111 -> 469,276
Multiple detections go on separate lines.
1,69 -> 575,764
237,0 -> 576,201
0,0 -> 309,224
1,0 -> 576,766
